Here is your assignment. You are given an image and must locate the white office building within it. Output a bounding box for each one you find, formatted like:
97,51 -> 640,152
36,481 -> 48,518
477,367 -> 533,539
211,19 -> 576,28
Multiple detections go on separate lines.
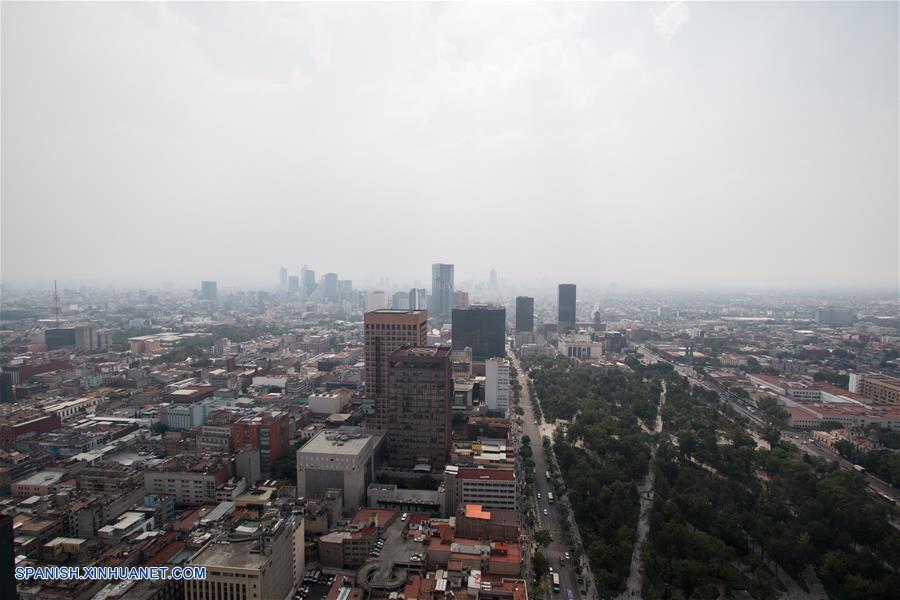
484,358 -> 510,416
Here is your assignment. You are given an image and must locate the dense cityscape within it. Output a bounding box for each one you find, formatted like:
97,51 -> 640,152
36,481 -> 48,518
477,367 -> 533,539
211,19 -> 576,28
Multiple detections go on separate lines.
0,272 -> 898,600
3,2 -> 898,600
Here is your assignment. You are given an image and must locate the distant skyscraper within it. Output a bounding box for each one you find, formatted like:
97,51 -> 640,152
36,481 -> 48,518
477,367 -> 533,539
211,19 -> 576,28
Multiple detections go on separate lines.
338,280 -> 353,303
815,307 -> 854,327
558,284 -> 576,334
488,269 -> 498,288
453,290 -> 469,309
367,290 -> 387,311
409,288 -> 428,310
200,281 -> 218,302
387,346 -> 452,467
515,296 -> 534,333
364,309 -> 428,429
301,266 -> 316,296
431,263 -> 454,323
322,273 -> 339,303
288,275 -> 300,296
452,305 -> 506,360
391,291 -> 409,310
279,266 -> 288,291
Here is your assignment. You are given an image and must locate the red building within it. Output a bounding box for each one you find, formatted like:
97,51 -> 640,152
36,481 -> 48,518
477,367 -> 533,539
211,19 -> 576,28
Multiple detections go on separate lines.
230,412 -> 291,475
0,413 -> 62,450
1,359 -> 71,385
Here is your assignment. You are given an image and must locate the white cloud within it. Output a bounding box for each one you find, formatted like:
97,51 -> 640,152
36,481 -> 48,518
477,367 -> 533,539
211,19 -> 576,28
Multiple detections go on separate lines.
610,50 -> 640,72
654,2 -> 690,41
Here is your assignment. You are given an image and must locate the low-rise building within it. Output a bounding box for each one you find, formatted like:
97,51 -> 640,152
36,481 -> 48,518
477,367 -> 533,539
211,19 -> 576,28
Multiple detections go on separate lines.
443,466 -> 517,515
144,457 -> 231,506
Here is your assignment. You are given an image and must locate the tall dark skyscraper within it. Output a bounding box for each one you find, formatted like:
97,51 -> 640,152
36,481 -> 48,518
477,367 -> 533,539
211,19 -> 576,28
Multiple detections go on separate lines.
387,346 -> 452,467
515,296 -> 534,332
431,263 -> 454,323
558,283 -> 576,334
451,304 -> 506,360
364,309 -> 428,429
200,280 -> 218,302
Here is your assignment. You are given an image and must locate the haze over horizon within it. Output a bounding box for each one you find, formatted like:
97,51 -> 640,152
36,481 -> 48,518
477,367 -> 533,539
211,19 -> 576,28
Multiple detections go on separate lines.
2,2 -> 898,291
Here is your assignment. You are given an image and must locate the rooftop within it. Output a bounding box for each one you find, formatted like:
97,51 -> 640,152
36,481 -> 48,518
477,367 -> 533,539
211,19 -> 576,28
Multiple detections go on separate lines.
456,468 -> 515,481
14,470 -> 64,487
299,428 -> 380,456
189,538 -> 268,570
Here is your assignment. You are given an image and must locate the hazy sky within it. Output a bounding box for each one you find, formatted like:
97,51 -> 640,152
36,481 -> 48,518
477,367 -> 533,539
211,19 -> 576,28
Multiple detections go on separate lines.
2,2 -> 898,291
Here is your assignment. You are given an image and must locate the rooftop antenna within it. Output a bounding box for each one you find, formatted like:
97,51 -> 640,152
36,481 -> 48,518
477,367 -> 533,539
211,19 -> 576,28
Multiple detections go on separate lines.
54,280 -> 60,327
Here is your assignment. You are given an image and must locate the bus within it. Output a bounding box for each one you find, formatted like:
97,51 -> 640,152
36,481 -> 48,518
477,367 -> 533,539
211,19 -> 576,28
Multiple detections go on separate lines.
552,573 -> 560,593
547,492 -> 554,504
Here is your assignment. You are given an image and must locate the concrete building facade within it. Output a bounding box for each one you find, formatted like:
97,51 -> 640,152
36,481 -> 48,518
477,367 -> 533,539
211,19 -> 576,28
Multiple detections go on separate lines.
484,358 -> 510,416
296,428 -> 384,514
364,309 -> 428,429
387,347 -> 452,468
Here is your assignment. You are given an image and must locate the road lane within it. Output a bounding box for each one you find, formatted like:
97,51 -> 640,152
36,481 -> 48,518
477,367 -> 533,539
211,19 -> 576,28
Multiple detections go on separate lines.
510,350 -> 591,599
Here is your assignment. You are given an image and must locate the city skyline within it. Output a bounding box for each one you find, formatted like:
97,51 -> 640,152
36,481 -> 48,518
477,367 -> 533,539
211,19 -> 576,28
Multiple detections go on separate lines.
2,2 -> 897,290
1,3 -> 899,599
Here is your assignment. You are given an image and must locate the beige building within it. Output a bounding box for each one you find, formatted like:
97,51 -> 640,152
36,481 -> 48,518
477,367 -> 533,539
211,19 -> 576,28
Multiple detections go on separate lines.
184,516 -> 300,600
444,466 -> 518,515
858,374 -> 900,405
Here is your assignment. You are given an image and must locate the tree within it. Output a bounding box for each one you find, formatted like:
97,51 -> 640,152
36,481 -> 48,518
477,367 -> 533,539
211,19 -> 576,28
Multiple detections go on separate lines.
151,422 -> 169,436
758,397 -> 788,447
535,529 -> 552,546
271,439 -> 308,484
532,551 -> 550,578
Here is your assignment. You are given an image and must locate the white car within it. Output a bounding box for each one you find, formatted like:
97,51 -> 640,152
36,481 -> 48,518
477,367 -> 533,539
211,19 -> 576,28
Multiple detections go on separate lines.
401,513 -> 408,522
543,509 -> 549,516
537,492 -> 541,499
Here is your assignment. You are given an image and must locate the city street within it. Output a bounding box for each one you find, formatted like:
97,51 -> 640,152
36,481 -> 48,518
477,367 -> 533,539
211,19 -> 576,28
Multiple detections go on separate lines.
510,351 -> 590,599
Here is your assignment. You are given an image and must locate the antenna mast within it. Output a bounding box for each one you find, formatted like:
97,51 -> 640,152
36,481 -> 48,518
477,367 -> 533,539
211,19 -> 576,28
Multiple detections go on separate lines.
54,280 -> 60,328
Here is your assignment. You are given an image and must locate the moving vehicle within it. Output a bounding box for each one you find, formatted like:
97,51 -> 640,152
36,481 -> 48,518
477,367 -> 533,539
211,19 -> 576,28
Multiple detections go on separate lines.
548,492 -> 554,504
552,572 -> 561,593
546,470 -> 551,481
853,464 -> 866,473
543,508 -> 549,516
